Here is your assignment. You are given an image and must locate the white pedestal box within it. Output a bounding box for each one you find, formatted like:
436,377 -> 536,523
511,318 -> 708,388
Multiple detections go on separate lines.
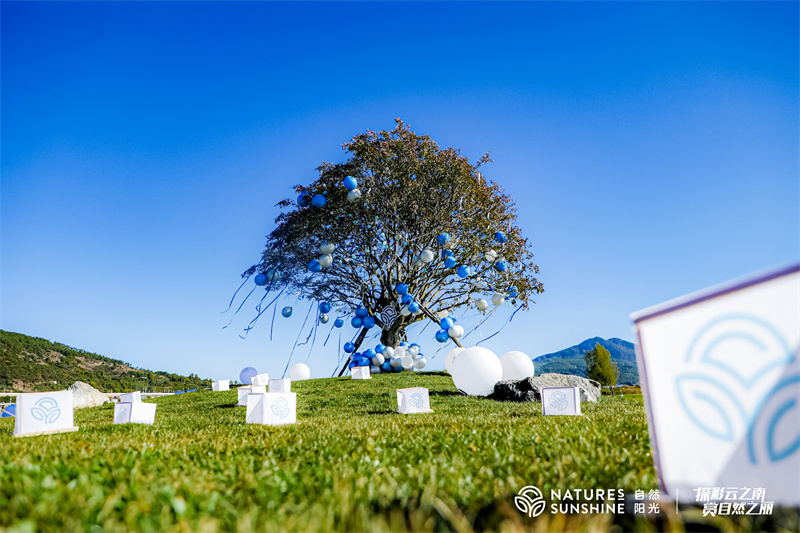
119,391 -> 141,403
14,390 -> 79,437
237,386 -> 251,406
352,367 -> 371,380
542,387 -> 581,416
251,373 -> 270,386
246,392 -> 296,425
114,401 -> 157,425
212,380 -> 230,391
268,379 -> 291,393
397,387 -> 433,414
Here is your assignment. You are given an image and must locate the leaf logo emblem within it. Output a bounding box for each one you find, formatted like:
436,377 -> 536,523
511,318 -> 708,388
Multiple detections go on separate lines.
548,391 -> 568,411
409,393 -> 423,409
30,397 -> 61,425
271,397 -> 290,419
513,485 -> 547,517
381,305 -> 398,330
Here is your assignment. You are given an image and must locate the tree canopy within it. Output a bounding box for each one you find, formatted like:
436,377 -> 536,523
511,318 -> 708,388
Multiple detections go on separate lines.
242,119 -> 543,368
584,343 -> 619,387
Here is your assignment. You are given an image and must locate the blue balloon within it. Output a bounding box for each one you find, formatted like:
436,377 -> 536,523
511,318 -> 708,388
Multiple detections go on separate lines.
281,306 -> 293,318
401,293 -> 413,304
343,176 -> 358,190
435,329 -> 449,342
334,318 -> 344,328
365,348 -> 376,358
311,194 -> 327,207
344,342 -> 355,353
356,306 -> 369,318
393,364 -> 403,373
357,357 -> 370,367
319,301 -> 332,313
440,316 -> 454,330
508,286 -> 519,298
381,361 -> 392,372
254,273 -> 267,286
362,316 -> 376,329
444,256 -> 457,268
457,265 -> 469,278
436,233 -> 451,246
441,249 -> 454,259
494,260 -> 508,272
297,193 -> 309,207
308,259 -> 321,272
395,283 -> 409,295
375,344 -> 386,353
408,302 -> 420,313
348,360 -> 357,369
495,231 -> 507,243
351,316 -> 363,328
410,343 -> 420,349
400,341 -> 409,347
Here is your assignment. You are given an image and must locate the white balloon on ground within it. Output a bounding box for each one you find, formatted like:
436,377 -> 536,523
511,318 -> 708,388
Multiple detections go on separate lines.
318,254 -> 333,268
450,346 -> 503,396
401,355 -> 414,369
408,345 -> 420,357
448,324 -> 464,338
289,363 -> 311,381
383,346 -> 395,359
445,347 -> 465,374
239,367 -> 258,385
372,354 -> 385,366
492,293 -> 506,306
476,298 -> 488,311
413,356 -> 427,369
390,356 -> 402,367
500,351 -> 535,381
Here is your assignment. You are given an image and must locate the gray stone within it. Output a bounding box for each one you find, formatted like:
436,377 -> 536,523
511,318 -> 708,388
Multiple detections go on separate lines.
68,381 -> 109,409
491,373 -> 601,403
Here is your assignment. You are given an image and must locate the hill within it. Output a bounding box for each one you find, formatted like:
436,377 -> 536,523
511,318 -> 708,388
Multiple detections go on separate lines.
533,337 -> 640,385
0,330 -> 210,393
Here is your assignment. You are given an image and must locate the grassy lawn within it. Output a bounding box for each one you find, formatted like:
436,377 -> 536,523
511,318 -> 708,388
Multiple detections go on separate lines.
1,372 -> 796,532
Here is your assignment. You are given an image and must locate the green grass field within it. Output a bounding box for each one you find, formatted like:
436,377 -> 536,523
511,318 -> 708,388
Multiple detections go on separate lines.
1,372 -> 796,532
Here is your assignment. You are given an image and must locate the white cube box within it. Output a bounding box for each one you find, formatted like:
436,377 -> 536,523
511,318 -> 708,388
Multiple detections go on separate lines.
14,390 -> 79,437
251,373 -> 270,386
237,386 -> 251,406
212,380 -> 230,391
119,391 -> 141,403
397,387 -> 433,414
114,402 -> 157,425
352,367 -> 371,380
246,392 -> 296,425
541,387 -> 582,416
268,379 -> 291,393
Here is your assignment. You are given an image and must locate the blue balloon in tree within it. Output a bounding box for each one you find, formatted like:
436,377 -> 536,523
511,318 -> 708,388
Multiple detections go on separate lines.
407,302 -> 420,313
401,293 -> 413,304
435,329 -> 450,342
281,306 -> 293,318
344,342 -> 355,353
436,233 -> 451,246
355,306 -> 369,318
351,317 -> 363,328
495,231 -> 507,243
343,176 -> 358,190
319,301 -> 332,313
457,265 -> 469,278
308,259 -> 321,272
311,194 -> 327,207
508,286 -> 519,298
444,256 -> 457,268
362,316 -> 376,329
440,316 -> 454,330
395,283 -> 409,295
297,193 -> 309,207
254,273 -> 267,286
494,260 -> 508,272
334,318 -> 344,328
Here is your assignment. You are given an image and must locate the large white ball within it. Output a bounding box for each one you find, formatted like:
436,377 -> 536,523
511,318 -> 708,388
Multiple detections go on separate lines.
448,324 -> 464,338
289,363 -> 311,381
450,346 -> 503,396
445,347 -> 465,374
500,351 -> 535,381
239,367 -> 258,385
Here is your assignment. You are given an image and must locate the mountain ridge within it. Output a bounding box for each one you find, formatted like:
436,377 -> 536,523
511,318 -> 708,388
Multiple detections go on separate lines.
533,336 -> 639,385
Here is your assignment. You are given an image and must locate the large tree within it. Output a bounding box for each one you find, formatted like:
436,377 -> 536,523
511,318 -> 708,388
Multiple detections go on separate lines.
242,119 -> 543,370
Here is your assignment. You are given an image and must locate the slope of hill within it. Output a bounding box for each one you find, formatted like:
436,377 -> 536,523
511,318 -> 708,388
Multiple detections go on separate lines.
533,337 -> 640,385
0,330 -> 210,392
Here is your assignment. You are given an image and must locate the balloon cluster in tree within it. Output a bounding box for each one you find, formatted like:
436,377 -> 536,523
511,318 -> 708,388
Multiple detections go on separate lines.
237,119 -> 543,374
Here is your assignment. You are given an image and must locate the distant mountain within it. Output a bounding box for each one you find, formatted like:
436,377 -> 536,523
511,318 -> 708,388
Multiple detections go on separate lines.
533,337 -> 639,385
0,330 -> 210,393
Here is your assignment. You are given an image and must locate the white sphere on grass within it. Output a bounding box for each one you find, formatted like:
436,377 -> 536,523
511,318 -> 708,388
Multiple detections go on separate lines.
290,363 -> 311,381
450,346 -> 503,396
500,351 -> 535,381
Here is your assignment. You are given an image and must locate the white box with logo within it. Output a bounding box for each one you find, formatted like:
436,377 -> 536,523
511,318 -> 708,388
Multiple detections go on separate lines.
396,387 -> 433,414
352,367 -> 371,380
268,379 -> 291,393
541,387 -> 581,416
632,264 -> 800,505
251,373 -> 269,386
237,386 -> 251,406
212,380 -> 230,391
114,401 -> 157,425
119,391 -> 141,403
246,392 -> 296,425
14,390 -> 79,437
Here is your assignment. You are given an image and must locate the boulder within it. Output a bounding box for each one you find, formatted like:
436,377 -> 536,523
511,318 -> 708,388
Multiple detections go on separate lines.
68,381 -> 109,409
491,373 -> 601,403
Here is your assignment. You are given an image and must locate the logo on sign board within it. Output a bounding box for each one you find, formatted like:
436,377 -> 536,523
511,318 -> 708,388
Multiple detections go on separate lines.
30,397 -> 61,424
675,314 -> 799,464
548,391 -> 568,411
271,397 -> 290,419
409,393 -> 423,409
381,305 -> 398,330
514,485 -> 547,517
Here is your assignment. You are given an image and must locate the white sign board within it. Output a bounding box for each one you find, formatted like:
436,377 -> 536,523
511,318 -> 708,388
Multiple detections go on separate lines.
251,373 -> 270,386
246,392 -> 296,425
352,367 -> 371,380
397,387 -> 433,414
119,391 -> 141,403
541,387 -> 581,416
237,386 -> 251,406
212,380 -> 230,391
632,264 -> 800,505
268,379 -> 291,393
114,402 -> 157,425
14,390 -> 78,437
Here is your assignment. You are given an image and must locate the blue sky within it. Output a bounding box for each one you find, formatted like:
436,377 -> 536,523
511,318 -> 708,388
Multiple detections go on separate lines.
2,1 -> 798,381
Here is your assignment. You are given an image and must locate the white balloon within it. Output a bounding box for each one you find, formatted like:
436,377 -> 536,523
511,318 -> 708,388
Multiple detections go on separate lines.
372,354 -> 385,366
395,346 -> 408,357
492,293 -> 506,306
476,298 -> 488,311
408,345 -> 419,356
448,324 -> 464,338
390,356 -> 402,367
484,249 -> 498,262
401,355 -> 414,369
413,260 -> 424,269
500,351 -> 535,381
445,347 -> 465,374
400,304 -> 411,316
437,310 -> 449,319
450,346 -> 503,396
319,314 -> 329,324
289,363 -> 311,381
320,242 -> 336,255
347,189 -> 362,202
319,254 -> 333,268
420,249 -> 435,263
369,365 -> 381,374
413,356 -> 427,369
383,346 -> 395,358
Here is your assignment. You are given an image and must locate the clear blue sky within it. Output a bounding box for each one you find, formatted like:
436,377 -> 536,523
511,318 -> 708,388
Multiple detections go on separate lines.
2,1 -> 798,381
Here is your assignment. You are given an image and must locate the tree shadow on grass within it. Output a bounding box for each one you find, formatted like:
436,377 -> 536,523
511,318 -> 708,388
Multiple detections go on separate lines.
429,390 -> 465,397
214,404 -> 240,409
366,409 -> 397,416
